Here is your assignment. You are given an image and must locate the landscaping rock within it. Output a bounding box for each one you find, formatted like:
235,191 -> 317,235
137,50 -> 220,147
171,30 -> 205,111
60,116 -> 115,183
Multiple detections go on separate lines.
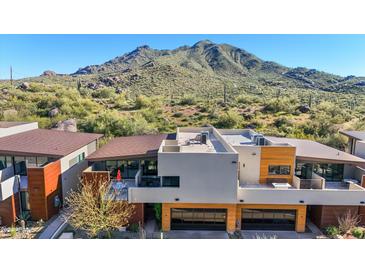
298,104 -> 311,113
48,107 -> 59,117
18,82 -> 30,90
53,119 -> 77,132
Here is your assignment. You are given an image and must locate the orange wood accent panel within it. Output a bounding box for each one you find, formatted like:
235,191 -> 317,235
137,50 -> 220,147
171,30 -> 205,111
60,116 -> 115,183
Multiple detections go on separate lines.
28,160 -> 61,221
358,206 -> 365,226
0,194 -> 19,226
259,146 -> 296,184
237,204 -> 307,232
162,203 -> 237,232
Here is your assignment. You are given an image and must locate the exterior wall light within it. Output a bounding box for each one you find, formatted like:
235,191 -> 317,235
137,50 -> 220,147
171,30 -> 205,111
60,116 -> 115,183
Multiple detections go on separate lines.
299,200 -> 304,203
175,198 -> 180,201
239,199 -> 244,203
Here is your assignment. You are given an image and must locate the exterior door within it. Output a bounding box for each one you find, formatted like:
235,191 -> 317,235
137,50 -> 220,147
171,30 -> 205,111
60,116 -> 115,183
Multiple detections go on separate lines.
171,208 -> 227,231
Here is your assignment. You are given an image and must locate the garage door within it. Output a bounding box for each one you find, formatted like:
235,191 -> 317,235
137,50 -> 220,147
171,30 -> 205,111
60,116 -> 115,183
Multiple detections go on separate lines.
171,208 -> 227,231
242,209 -> 296,231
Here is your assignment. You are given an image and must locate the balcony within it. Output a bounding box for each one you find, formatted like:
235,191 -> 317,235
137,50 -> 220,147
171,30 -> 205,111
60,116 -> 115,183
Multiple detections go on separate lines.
238,175 -> 365,205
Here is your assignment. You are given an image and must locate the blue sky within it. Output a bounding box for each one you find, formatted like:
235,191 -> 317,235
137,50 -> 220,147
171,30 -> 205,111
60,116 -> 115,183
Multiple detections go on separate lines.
1,34 -> 365,79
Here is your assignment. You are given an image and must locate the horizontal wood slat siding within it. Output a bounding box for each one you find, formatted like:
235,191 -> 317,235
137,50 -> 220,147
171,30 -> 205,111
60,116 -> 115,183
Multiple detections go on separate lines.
0,194 -> 19,226
310,205 -> 359,228
259,146 -> 296,184
28,160 -> 61,221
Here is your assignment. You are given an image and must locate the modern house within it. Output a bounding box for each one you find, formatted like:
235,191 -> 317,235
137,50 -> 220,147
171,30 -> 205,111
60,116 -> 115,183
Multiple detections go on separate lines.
0,122 -> 102,226
84,126 -> 365,233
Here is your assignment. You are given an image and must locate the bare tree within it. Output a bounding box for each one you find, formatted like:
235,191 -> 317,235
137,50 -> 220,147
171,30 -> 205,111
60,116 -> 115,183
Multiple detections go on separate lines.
65,178 -> 135,238
337,210 -> 360,234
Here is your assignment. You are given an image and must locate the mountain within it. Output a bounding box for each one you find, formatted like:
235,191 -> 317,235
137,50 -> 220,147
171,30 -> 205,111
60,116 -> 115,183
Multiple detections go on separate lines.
58,40 -> 365,95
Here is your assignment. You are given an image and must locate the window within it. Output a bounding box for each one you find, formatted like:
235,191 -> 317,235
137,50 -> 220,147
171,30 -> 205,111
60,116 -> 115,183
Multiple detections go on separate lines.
268,165 -> 291,175
69,152 -> 85,167
0,155 -> 12,170
142,160 -> 157,176
162,176 -> 180,187
20,191 -> 30,212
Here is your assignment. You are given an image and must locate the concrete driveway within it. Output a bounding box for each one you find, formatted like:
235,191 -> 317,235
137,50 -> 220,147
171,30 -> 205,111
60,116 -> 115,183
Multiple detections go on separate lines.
164,230 -> 229,239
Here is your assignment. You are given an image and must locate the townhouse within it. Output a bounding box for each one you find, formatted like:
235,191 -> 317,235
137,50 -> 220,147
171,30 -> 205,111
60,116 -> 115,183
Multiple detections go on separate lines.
0,122 -> 102,225
84,126 -> 365,233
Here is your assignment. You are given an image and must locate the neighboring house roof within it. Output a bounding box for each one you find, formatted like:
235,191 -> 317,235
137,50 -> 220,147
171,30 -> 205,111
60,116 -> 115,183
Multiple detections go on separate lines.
0,129 -> 103,157
266,136 -> 365,165
340,130 -> 365,141
87,134 -> 168,161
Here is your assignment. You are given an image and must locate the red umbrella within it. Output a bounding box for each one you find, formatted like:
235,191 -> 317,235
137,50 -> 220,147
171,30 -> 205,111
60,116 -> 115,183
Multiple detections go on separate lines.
116,169 -> 122,181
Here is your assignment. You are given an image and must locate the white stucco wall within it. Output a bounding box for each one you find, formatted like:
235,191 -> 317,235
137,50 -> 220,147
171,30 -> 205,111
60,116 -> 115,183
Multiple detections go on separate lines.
0,122 -> 38,138
234,146 -> 261,184
0,176 -> 19,201
60,141 -> 98,199
237,187 -> 365,205
129,152 -> 239,203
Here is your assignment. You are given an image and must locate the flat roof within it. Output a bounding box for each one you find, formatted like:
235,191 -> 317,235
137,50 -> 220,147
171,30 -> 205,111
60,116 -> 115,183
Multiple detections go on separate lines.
0,129 -> 103,157
340,131 -> 365,141
0,121 -> 31,128
177,132 -> 227,153
87,134 -> 168,161
267,136 -> 365,165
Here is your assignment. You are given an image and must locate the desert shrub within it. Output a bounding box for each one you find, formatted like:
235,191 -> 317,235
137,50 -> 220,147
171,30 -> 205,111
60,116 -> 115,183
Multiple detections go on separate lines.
338,210 -> 360,234
320,133 -> 347,150
214,110 -> 242,128
135,95 -> 152,109
263,98 -> 297,114
351,227 -> 364,239
179,96 -> 196,106
325,226 -> 340,238
92,87 -> 115,99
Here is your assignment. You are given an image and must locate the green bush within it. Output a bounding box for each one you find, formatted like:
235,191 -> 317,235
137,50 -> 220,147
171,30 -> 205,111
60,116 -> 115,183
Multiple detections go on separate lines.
135,95 -> 152,109
128,223 -> 139,233
325,226 -> 340,238
92,87 -> 115,99
214,110 -> 242,128
351,227 -> 363,239
179,96 -> 196,106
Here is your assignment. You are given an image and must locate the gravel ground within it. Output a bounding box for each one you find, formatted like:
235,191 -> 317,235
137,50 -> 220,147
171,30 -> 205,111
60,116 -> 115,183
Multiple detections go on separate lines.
0,221 -> 45,239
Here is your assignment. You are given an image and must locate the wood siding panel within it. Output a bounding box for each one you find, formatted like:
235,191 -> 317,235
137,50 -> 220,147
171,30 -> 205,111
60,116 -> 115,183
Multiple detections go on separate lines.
162,203 -> 237,232
259,146 -> 296,184
0,194 -> 19,226
28,160 -> 61,221
310,205 -> 359,228
129,203 -> 144,226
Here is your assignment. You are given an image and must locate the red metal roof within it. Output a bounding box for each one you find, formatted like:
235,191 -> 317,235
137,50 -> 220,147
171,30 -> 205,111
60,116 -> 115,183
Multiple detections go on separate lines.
0,129 -> 103,157
87,134 -> 168,161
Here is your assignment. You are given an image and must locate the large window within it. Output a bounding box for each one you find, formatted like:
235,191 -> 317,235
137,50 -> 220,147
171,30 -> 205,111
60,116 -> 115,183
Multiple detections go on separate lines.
69,152 -> 85,168
162,176 -> 180,187
0,155 -> 12,170
295,162 -> 344,181
20,191 -> 30,212
268,165 -> 291,175
106,160 -> 140,179
141,160 -> 157,176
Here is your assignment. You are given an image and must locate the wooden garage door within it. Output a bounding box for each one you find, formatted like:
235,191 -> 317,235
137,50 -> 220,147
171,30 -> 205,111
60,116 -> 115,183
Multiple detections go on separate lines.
171,208 -> 227,231
242,208 -> 296,231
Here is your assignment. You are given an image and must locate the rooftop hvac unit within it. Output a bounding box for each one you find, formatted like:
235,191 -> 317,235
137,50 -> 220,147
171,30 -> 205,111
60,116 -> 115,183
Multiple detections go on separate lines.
201,131 -> 209,144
